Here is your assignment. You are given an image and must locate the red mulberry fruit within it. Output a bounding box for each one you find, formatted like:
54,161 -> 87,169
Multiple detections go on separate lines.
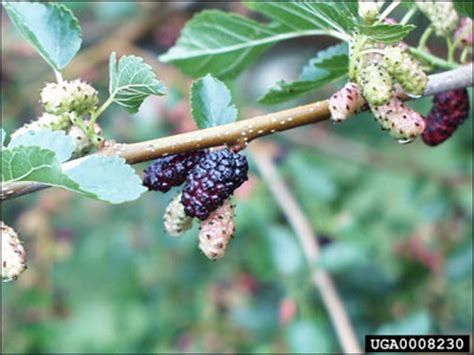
198,199 -> 235,259
422,89 -> 470,146
143,151 -> 206,192
181,149 -> 248,220
329,82 -> 367,122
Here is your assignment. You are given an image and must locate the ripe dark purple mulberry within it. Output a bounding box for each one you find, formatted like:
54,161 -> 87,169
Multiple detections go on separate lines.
422,89 -> 470,146
143,151 -> 206,192
181,149 -> 248,220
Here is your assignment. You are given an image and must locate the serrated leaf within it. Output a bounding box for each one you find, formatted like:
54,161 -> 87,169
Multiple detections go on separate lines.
453,1 -> 473,18
109,52 -> 166,114
247,1 -> 358,34
359,24 -> 416,44
8,130 -> 75,163
159,6 -> 349,79
1,146 -> 145,204
3,2 -> 81,71
1,145 -> 85,192
190,74 -> 237,129
258,43 -> 348,104
65,155 -> 147,204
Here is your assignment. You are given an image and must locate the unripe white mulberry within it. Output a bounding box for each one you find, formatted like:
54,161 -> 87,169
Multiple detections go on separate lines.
41,79 -> 98,115
2,221 -> 27,282
10,112 -> 72,140
358,1 -> 382,24
163,193 -> 193,237
329,82 -> 367,122
67,121 -> 103,158
198,199 -> 235,260
357,63 -> 393,106
384,46 -> 428,97
417,1 -> 459,37
349,36 -> 385,81
370,96 -> 426,143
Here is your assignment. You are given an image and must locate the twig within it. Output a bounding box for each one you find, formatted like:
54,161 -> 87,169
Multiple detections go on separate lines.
250,143 -> 362,353
1,64 -> 473,201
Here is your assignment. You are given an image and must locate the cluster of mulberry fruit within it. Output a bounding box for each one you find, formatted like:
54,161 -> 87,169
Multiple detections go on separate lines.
144,148 -> 248,259
422,89 -> 470,146
333,15 -> 430,143
11,79 -> 103,158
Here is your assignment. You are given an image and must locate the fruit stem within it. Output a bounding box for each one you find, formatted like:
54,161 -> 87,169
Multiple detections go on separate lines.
460,47 -> 470,64
54,70 -> 64,83
379,1 -> 401,22
418,26 -> 433,50
408,47 -> 459,70
400,6 -> 417,25
446,36 -> 455,64
348,35 -> 368,80
88,94 -> 115,134
356,48 -> 386,58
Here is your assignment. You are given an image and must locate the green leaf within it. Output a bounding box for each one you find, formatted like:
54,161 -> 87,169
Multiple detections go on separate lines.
159,7 -> 349,79
359,24 -> 416,44
247,1 -> 358,34
3,2 -> 81,71
1,145 -> 84,191
65,155 -> 147,204
258,43 -> 348,104
1,129 -> 5,146
453,1 -> 473,18
190,74 -> 237,129
8,130 -> 75,163
1,145 -> 145,204
109,52 -> 166,114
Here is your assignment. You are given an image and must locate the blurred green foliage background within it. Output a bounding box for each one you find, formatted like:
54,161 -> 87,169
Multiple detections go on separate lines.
1,2 -> 472,353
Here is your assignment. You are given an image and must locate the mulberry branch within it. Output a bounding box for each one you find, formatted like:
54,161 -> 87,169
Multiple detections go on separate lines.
1,64 -> 473,201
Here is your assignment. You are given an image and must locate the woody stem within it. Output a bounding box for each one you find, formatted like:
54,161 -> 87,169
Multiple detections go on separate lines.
1,64 -> 473,201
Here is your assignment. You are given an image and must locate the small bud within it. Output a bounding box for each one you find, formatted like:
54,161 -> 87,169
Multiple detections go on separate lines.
163,193 -> 193,237
2,221 -> 27,282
